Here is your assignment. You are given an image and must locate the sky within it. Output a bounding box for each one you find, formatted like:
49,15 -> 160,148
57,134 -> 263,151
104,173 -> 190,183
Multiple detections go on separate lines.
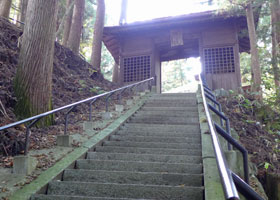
105,0 -> 216,26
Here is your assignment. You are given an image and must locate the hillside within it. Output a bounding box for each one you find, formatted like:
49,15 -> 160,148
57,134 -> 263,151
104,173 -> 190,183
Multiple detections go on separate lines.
0,17 -> 116,156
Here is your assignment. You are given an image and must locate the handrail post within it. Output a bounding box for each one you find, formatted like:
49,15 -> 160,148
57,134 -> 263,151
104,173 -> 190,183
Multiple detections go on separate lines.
64,106 -> 76,135
215,123 -> 249,184
105,93 -> 114,112
119,88 -> 127,105
89,99 -> 97,121
24,118 -> 40,155
226,119 -> 232,150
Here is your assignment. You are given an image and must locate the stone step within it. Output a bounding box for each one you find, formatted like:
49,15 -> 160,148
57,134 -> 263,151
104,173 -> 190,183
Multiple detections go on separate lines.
109,135 -> 201,143
94,146 -> 202,156
87,152 -> 202,164
102,141 -> 201,149
135,111 -> 198,117
152,93 -> 196,97
122,123 -> 200,132
115,130 -> 200,138
144,102 -> 197,107
47,182 -> 203,199
76,160 -> 202,174
129,116 -> 199,125
140,106 -> 198,112
31,195 -> 150,200
145,99 -> 197,104
63,169 -> 203,186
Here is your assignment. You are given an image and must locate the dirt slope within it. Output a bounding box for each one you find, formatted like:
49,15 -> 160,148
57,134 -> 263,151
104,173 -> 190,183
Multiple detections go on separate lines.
0,17 -> 115,156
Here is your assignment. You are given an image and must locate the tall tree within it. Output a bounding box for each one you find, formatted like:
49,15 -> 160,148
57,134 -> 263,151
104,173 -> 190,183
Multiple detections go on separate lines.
112,0 -> 128,83
14,0 -> 58,125
67,0 -> 85,54
62,0 -> 74,46
271,0 -> 280,97
119,0 -> 128,25
246,2 -> 262,95
90,0 -> 105,72
0,0 -> 12,18
20,0 -> 28,26
221,0 -> 263,96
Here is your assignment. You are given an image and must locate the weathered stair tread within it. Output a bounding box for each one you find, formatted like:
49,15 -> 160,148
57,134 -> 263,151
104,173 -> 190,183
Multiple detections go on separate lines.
31,194 -> 152,200
87,152 -> 202,164
115,131 -> 200,138
135,110 -> 198,115
140,107 -> 198,112
76,159 -> 202,174
103,141 -> 202,149
145,99 -> 197,104
122,123 -> 200,132
47,181 -> 204,200
63,169 -> 203,186
94,146 -> 202,156
129,117 -> 199,125
109,135 -> 201,143
144,101 -> 197,106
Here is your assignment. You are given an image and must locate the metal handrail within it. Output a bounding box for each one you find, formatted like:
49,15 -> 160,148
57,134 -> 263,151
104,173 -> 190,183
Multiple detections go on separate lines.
200,75 -> 264,200
199,74 -> 239,199
0,77 -> 154,155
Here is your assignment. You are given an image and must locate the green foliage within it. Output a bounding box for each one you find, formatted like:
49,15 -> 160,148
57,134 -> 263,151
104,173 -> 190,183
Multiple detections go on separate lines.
264,162 -> 273,171
90,86 -> 106,94
162,59 -> 193,93
100,44 -> 114,81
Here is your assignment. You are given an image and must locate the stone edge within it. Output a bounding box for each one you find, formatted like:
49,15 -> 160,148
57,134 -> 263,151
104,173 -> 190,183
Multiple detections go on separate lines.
196,85 -> 225,200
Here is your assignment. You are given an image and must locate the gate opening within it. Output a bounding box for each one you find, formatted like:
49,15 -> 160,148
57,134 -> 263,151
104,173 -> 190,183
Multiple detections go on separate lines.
161,57 -> 201,93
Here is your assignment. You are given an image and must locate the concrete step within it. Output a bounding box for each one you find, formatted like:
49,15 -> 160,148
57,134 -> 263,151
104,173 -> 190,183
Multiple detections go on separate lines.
135,110 -> 198,117
87,152 -> 202,164
47,181 -> 203,199
122,123 -> 200,133
109,135 -> 201,143
31,195 -> 151,200
145,99 -> 197,104
94,146 -> 202,156
102,141 -> 201,149
63,169 -> 203,186
152,93 -> 196,97
76,160 -> 202,174
115,130 -> 200,138
129,116 -> 199,125
144,102 -> 197,107
141,106 -> 198,112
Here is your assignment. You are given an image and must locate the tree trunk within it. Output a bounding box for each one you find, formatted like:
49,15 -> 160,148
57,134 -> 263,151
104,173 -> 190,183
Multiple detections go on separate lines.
112,0 -> 127,83
246,2 -> 262,96
0,0 -> 12,18
119,0 -> 128,25
20,0 -> 28,27
67,0 -> 85,54
271,0 -> 280,97
62,0 -> 74,46
14,0 -> 58,126
112,62 -> 119,83
90,0 -> 105,72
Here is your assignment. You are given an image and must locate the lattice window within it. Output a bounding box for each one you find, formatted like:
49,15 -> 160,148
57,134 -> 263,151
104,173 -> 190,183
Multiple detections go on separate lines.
204,46 -> 235,74
123,55 -> 151,82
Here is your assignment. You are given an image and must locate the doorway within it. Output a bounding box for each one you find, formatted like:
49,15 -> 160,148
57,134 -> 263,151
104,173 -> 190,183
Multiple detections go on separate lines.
161,57 -> 201,93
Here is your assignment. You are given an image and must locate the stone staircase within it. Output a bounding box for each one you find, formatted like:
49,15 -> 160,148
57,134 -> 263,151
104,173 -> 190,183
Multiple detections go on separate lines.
31,93 -> 204,200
